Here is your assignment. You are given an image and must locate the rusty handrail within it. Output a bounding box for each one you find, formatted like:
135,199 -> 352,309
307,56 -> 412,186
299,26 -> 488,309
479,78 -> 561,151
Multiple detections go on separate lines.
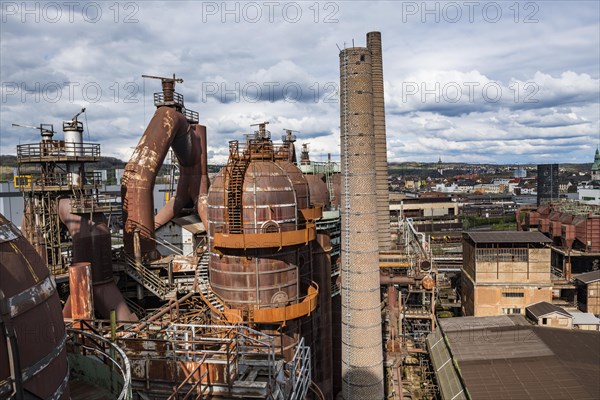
67,328 -> 132,400
213,221 -> 317,250
167,354 -> 207,400
223,282 -> 319,324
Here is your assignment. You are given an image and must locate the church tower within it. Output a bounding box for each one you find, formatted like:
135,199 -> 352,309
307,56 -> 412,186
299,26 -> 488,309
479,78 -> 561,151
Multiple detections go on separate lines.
592,148 -> 600,181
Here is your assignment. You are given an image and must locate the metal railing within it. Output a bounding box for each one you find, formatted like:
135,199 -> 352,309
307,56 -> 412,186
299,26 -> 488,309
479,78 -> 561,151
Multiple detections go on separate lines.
287,337 -> 311,400
17,141 -> 100,161
167,355 -> 208,400
16,170 -> 106,190
67,328 -> 132,400
183,108 -> 199,124
154,91 -> 185,107
123,253 -> 173,299
70,193 -> 120,213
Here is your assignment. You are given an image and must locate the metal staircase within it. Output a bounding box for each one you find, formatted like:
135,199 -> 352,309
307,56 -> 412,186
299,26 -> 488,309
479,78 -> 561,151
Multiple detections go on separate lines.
226,161 -> 248,234
123,253 -> 176,300
195,251 -> 229,320
224,140 -> 249,234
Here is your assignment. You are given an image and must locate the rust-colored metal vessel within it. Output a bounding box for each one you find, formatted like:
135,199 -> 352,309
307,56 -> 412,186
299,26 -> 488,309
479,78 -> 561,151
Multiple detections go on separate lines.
206,125 -> 322,363
0,213 -> 70,399
59,198 -> 137,322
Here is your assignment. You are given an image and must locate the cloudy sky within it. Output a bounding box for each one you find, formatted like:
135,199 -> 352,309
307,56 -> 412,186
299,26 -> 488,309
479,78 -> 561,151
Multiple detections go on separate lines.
1,1 -> 598,165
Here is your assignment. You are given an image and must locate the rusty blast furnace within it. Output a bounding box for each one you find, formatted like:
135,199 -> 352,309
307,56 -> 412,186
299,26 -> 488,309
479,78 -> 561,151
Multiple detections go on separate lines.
207,123 -> 333,396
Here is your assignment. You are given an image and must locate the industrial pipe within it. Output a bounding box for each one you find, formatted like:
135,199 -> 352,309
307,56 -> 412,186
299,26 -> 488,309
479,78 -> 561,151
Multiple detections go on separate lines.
314,233 -> 333,399
58,198 -> 137,322
155,125 -> 208,229
379,274 -> 416,285
68,262 -> 94,321
122,107 -> 208,260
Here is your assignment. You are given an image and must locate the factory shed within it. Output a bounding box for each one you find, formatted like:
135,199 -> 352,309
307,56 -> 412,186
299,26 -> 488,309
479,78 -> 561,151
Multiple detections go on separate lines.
570,309 -> 600,331
526,301 -> 573,328
428,315 -> 600,400
576,269 -> 600,284
575,270 -> 600,315
465,230 -> 552,244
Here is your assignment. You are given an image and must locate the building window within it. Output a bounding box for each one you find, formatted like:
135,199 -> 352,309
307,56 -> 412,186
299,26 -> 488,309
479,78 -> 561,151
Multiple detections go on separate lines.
502,292 -> 524,298
502,308 -> 522,315
476,248 -> 528,263
542,318 -> 547,325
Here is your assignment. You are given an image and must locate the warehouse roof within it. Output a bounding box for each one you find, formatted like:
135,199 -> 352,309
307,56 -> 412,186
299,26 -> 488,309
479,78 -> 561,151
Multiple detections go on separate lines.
570,310 -> 600,326
574,270 -> 600,284
432,315 -> 600,400
464,231 -> 552,244
526,301 -> 572,319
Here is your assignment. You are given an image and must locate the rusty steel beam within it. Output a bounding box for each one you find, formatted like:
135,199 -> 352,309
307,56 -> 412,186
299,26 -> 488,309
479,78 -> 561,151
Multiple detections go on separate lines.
126,291 -> 195,334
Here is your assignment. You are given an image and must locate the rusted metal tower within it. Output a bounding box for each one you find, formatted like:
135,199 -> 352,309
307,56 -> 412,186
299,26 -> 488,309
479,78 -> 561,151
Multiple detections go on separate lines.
14,111 -> 108,275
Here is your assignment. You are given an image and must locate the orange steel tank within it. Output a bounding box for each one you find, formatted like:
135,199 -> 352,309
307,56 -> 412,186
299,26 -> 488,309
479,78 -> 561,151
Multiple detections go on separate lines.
0,213 -> 69,399
207,131 -> 324,365
208,160 -> 312,308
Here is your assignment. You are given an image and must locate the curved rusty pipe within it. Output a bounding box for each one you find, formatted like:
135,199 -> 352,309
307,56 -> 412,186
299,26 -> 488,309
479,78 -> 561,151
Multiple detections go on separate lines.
155,124 -> 210,230
58,198 -> 137,322
121,107 -> 202,260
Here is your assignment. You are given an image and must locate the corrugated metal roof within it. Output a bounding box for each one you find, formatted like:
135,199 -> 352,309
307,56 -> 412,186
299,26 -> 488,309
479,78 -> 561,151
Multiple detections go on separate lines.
435,315 -> 600,400
526,301 -> 572,319
465,231 -> 552,244
426,327 -> 467,400
570,310 -> 600,326
574,269 -> 600,284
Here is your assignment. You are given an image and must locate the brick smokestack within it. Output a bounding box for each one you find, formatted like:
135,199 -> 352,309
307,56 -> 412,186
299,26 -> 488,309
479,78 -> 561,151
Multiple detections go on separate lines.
339,45 -> 385,400
367,31 -> 391,251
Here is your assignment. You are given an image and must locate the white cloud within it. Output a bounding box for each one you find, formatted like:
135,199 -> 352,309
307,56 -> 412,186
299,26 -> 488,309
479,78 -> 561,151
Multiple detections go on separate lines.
0,1 -> 598,165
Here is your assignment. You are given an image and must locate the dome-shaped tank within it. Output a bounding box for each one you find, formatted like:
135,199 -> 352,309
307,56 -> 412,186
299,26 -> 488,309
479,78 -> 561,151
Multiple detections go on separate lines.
207,159 -> 312,309
0,213 -> 69,399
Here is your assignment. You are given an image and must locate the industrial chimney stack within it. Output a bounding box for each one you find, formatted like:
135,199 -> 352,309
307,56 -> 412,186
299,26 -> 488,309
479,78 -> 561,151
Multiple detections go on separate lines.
367,32 -> 391,251
339,34 -> 385,399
